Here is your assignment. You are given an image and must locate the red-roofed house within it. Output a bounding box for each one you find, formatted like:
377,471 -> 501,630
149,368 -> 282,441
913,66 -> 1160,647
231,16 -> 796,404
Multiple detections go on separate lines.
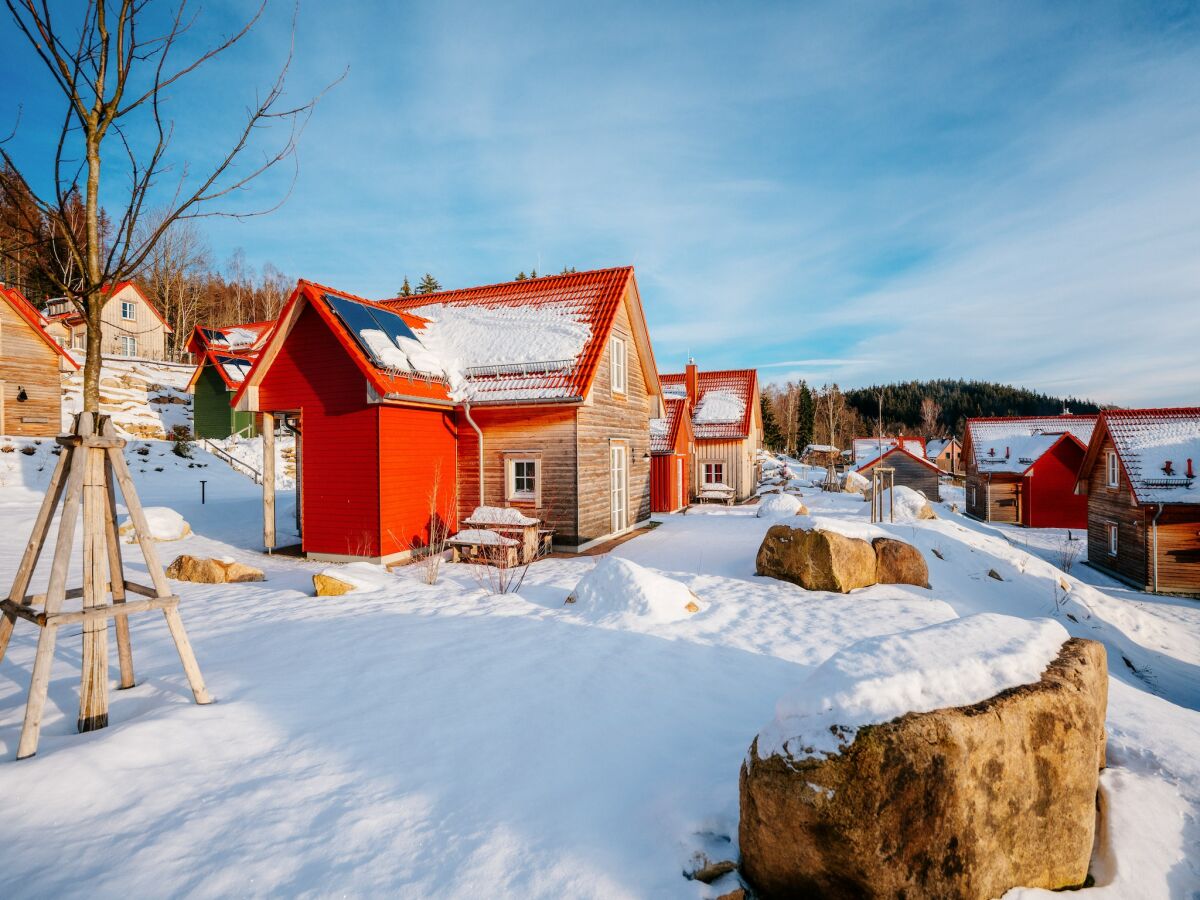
659,363 -> 761,501
1075,408 -> 1200,596
185,321 -> 275,438
856,444 -> 941,501
963,415 -> 1097,528
852,436 -> 926,467
0,284 -> 78,435
43,282 -> 172,359
650,395 -> 693,513
234,267 -> 664,561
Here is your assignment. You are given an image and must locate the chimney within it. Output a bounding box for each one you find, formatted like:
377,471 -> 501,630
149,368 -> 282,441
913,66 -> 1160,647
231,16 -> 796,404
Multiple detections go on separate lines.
1164,460 -> 1175,476
1188,458 -> 1195,479
1005,446 -> 1010,459
685,358 -> 698,412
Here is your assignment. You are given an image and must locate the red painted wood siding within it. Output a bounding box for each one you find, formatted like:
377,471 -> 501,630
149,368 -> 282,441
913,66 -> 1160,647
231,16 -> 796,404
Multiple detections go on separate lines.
651,453 -> 687,512
1024,439 -> 1088,529
257,303 -> 383,558
379,404 -> 458,558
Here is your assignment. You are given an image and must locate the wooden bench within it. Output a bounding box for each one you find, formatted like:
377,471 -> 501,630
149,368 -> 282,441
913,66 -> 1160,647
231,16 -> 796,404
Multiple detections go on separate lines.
697,485 -> 736,506
447,532 -> 519,568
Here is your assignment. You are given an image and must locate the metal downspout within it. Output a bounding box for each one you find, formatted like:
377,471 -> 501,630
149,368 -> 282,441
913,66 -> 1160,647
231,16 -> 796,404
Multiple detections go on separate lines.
463,400 -> 485,507
1152,503 -> 1164,592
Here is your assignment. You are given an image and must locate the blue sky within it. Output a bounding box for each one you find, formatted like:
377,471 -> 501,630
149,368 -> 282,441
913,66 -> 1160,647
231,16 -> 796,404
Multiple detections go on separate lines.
4,1 -> 1200,404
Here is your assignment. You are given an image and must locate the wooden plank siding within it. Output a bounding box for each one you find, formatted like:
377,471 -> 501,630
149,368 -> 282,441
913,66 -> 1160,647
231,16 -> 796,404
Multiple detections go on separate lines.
694,439 -> 755,500
862,451 -> 940,501
455,406 -> 579,544
0,299 -> 63,436
379,404 -> 458,559
575,292 -> 653,544
193,362 -> 257,438
1153,506 -> 1200,595
964,471 -> 1021,523
1085,434 -> 1148,588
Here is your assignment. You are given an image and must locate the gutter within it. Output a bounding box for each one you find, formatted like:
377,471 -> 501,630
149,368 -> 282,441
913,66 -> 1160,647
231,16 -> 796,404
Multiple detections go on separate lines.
1151,503 -> 1164,593
462,400 -> 485,507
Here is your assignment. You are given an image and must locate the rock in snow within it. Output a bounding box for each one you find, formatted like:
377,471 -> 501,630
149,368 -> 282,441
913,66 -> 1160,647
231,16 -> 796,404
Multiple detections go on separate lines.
740,616 -> 1107,899
756,524 -> 877,593
566,556 -> 700,624
313,562 -> 395,596
166,555 -> 264,584
871,537 -> 929,588
118,506 -> 190,542
756,493 -> 808,519
841,470 -> 869,494
864,484 -> 936,521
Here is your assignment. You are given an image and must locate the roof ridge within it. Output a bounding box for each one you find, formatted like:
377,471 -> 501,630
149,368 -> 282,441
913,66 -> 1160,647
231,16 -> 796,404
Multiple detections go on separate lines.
381,266 -> 634,307
1101,406 -> 1200,418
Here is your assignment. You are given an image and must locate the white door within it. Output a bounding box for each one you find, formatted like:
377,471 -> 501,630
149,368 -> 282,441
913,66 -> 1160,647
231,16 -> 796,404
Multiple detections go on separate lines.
610,445 -> 628,533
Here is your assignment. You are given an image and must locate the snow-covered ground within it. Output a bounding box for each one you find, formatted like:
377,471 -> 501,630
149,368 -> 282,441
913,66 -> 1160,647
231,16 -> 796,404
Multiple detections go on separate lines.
62,355 -> 195,438
0,444 -> 1196,897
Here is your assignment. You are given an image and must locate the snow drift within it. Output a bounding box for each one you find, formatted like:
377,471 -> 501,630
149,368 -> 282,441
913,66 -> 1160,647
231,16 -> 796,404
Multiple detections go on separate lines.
566,556 -> 700,625
757,493 -> 805,519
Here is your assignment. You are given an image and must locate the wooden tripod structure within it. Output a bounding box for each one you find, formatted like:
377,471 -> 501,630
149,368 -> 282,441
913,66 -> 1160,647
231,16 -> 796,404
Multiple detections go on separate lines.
0,412 -> 210,760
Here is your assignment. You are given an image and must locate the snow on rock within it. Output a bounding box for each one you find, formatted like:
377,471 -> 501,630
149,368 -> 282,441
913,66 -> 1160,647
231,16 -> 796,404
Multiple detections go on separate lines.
62,356 -> 193,438
314,562 -> 395,595
842,470 -> 869,493
694,389 -> 745,424
467,505 -> 538,526
756,614 -> 1070,761
757,493 -> 806,519
871,485 -> 936,521
119,506 -> 190,542
566,556 -> 700,625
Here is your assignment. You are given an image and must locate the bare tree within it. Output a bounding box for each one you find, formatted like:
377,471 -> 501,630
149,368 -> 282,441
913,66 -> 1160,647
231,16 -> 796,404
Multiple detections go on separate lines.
137,212 -> 210,357
0,1 -> 339,411
920,397 -> 942,438
813,383 -> 846,489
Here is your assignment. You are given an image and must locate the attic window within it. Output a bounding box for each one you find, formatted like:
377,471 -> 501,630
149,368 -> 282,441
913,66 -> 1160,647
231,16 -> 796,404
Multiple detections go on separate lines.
611,337 -> 627,395
120,300 -> 135,320
1105,451 -> 1119,489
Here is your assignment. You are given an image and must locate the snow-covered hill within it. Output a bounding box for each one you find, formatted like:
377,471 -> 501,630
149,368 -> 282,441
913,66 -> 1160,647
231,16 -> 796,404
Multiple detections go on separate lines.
61,355 -> 193,438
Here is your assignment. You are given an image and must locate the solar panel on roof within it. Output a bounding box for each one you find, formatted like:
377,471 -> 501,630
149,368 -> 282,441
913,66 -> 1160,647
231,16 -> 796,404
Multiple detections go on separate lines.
324,293 -> 419,369
201,327 -> 229,346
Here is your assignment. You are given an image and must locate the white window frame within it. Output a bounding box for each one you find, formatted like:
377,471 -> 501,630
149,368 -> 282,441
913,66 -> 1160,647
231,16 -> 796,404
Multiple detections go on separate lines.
120,300 -> 136,320
1105,451 -> 1120,489
504,456 -> 540,505
610,443 -> 628,532
703,461 -> 725,486
1107,522 -> 1118,557
119,335 -> 137,357
72,331 -> 86,351
610,336 -> 627,396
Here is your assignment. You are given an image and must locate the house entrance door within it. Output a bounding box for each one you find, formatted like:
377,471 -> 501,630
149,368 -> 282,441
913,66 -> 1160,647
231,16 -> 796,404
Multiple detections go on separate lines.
610,444 -> 628,533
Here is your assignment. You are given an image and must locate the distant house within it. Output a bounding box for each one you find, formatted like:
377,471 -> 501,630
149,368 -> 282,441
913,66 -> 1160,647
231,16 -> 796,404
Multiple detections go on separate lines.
925,437 -> 961,474
234,267 -> 664,562
660,364 -> 762,502
650,395 -> 693,513
1075,408 -> 1200,596
852,436 -> 926,467
0,284 -> 79,435
185,321 -> 275,439
857,444 -> 941,501
963,415 -> 1097,528
43,282 -> 172,360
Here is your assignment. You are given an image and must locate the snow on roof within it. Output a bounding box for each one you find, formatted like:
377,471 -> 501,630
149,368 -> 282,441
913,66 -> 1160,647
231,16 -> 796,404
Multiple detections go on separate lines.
383,267 -> 633,405
1100,408 -> 1200,505
650,397 -> 688,454
852,437 -> 925,466
660,368 -> 757,440
926,438 -> 951,458
966,416 -> 1097,474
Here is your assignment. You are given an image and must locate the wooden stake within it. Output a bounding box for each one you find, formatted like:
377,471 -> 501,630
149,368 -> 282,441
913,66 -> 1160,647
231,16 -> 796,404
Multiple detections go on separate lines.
262,412 -> 276,551
162,606 -> 211,705
78,435 -> 110,733
16,624 -> 59,759
105,452 -> 134,689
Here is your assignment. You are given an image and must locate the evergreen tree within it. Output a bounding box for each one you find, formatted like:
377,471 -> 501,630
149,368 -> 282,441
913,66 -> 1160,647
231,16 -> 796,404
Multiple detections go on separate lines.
415,273 -> 441,294
515,271 -> 527,281
560,266 -> 577,274
796,383 -> 816,451
397,276 -> 412,297
530,268 -> 537,278
761,395 -> 784,450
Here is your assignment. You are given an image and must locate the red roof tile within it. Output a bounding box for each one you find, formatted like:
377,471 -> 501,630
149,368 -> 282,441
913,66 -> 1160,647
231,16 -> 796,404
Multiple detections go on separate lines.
660,368 -> 757,440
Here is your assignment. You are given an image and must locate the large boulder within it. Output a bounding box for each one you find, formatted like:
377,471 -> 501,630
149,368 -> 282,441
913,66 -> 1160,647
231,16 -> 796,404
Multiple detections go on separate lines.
841,470 -> 869,494
739,622 -> 1107,900
872,537 -> 929,588
166,555 -> 264,584
756,525 -> 877,593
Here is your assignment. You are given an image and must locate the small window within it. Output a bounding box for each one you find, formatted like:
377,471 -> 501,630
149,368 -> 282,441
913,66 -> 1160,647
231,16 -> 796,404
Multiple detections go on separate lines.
72,332 -> 86,350
968,483 -> 976,506
119,335 -> 137,357
610,337 -> 627,395
703,462 -> 725,486
506,458 -> 538,502
121,300 -> 135,320
1107,523 -> 1118,557
1105,451 -> 1119,488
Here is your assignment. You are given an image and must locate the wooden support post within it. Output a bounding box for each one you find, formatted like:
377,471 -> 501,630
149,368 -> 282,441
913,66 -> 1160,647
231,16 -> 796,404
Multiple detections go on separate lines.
162,606 -> 212,705
16,624 -> 59,760
79,434 -> 110,732
105,452 -> 135,689
262,412 -> 276,551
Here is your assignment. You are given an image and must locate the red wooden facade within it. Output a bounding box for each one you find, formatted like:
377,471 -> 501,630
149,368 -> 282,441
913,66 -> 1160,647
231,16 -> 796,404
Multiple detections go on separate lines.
651,397 -> 692,513
253,300 -> 458,561
1021,435 -> 1088,529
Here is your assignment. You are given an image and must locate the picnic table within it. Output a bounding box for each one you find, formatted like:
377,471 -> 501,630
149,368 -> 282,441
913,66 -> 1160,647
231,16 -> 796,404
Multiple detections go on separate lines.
697,483 -> 736,506
460,506 -> 549,564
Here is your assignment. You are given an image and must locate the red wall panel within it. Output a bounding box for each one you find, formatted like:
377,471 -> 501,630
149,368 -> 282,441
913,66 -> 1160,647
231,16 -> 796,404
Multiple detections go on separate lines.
1024,438 -> 1089,530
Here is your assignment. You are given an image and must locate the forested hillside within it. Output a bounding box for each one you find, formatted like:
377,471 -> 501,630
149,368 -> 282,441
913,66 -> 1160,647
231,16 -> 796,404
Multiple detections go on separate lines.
844,380 -> 1104,437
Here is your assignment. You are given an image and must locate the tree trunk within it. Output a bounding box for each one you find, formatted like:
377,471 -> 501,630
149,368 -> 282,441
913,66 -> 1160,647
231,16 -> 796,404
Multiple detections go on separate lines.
83,127 -> 103,413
